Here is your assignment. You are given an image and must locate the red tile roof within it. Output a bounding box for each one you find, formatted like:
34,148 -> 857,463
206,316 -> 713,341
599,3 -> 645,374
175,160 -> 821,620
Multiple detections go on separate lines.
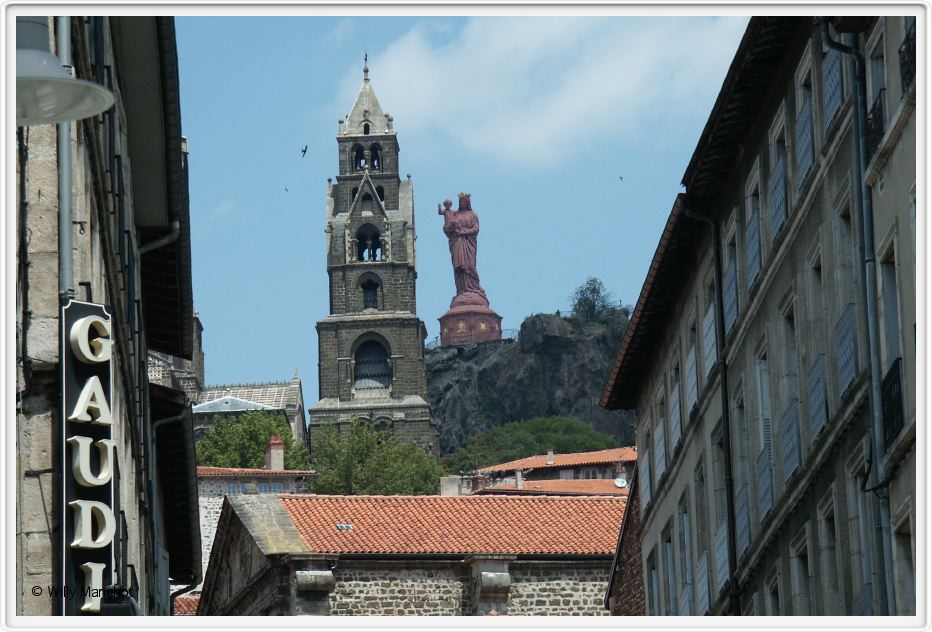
278,494 -> 625,556
173,594 -> 199,615
197,466 -> 316,477
480,478 -> 631,496
477,447 -> 637,473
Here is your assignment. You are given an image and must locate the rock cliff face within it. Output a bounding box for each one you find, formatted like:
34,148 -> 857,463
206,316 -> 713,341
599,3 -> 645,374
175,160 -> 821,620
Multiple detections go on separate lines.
426,313 -> 635,453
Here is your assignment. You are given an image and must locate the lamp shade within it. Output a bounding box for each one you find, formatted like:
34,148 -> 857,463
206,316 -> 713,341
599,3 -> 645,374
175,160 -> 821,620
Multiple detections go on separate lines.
16,17 -> 114,126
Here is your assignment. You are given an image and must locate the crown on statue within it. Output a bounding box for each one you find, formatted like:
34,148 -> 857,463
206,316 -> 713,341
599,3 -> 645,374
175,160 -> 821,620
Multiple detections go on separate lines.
457,192 -> 472,211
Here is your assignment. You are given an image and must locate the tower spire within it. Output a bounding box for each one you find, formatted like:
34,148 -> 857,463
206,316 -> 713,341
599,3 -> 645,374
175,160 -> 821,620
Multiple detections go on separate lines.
363,51 -> 368,81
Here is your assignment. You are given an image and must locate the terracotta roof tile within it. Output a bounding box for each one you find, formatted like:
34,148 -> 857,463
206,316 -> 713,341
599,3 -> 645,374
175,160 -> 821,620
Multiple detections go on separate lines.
480,479 -> 631,496
477,447 -> 637,473
278,494 -> 625,556
197,466 -> 316,477
173,594 -> 199,615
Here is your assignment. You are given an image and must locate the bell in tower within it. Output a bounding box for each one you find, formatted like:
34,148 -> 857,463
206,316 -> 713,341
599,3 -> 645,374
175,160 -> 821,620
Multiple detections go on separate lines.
310,62 -> 439,459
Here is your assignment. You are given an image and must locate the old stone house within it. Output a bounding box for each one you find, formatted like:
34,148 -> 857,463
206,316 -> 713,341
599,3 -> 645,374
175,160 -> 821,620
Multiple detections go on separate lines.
605,465 -> 645,615
478,447 -> 637,483
601,16 -> 915,616
197,494 -> 626,615
16,16 -> 200,614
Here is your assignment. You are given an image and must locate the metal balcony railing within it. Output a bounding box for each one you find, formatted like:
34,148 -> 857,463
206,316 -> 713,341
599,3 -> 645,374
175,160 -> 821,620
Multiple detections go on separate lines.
900,21 -> 916,96
882,357 -> 905,449
865,88 -> 886,162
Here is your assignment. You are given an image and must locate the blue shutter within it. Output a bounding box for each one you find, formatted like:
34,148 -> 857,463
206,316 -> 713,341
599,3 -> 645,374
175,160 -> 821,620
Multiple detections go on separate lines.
835,303 -> 858,397
640,454 -> 652,512
669,388 -> 682,449
769,155 -> 788,241
724,259 -> 738,333
795,94 -> 814,185
714,521 -> 729,594
756,447 -> 774,521
702,303 -> 717,377
654,426 -> 667,481
696,552 -> 710,615
686,346 -> 699,413
807,354 -> 828,440
780,401 -> 801,483
822,47 -> 843,128
679,585 -> 692,616
735,484 -> 750,557
745,212 -> 762,290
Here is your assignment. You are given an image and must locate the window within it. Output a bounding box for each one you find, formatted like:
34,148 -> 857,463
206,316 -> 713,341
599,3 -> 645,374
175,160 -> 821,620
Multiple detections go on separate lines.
361,278 -> 380,309
685,319 -> 699,413
695,462 -> 709,557
355,224 -> 382,262
354,340 -> 391,390
846,452 -> 874,611
257,483 -> 270,494
678,495 -> 693,613
818,492 -> 843,615
781,301 -> 800,409
766,570 -> 782,615
732,389 -> 750,494
559,469 -> 574,480
808,248 -> 825,346
756,349 -> 773,459
647,550 -> 660,616
702,280 -> 717,377
272,483 -> 284,493
363,122 -> 370,135
583,468 -> 598,480
663,526 -> 677,615
370,144 -> 381,169
376,185 -> 385,202
654,393 -> 667,481
227,483 -> 237,495
353,145 -> 365,170
724,218 -> 739,333
711,425 -> 728,527
790,528 -> 813,615
893,511 -> 915,615
640,428 -> 653,510
865,26 -> 887,159
669,363 -> 683,449
833,201 -> 856,310
880,246 -> 903,369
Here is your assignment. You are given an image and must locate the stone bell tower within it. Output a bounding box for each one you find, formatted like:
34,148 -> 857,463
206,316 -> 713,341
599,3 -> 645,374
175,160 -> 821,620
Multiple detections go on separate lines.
309,63 -> 439,458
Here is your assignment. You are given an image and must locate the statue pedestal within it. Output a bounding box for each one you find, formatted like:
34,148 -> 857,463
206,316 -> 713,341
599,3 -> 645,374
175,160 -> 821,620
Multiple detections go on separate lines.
439,301 -> 503,347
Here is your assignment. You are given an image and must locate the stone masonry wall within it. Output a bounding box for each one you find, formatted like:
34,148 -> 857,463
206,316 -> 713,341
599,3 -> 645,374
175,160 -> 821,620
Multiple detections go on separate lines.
329,564 -> 469,615
507,562 -> 611,615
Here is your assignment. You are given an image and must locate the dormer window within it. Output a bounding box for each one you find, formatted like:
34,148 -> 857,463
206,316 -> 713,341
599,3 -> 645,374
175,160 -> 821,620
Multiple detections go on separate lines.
363,123 -> 370,135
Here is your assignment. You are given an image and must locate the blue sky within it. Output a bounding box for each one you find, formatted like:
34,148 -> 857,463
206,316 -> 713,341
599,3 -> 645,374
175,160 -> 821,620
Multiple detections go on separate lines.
175,15 -> 749,391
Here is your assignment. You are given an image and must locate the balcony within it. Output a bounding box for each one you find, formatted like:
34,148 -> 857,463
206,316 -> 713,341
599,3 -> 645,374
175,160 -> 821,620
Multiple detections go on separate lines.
807,354 -> 828,441
899,21 -> 916,96
769,155 -> 788,241
865,88 -> 886,163
882,357 -> 905,449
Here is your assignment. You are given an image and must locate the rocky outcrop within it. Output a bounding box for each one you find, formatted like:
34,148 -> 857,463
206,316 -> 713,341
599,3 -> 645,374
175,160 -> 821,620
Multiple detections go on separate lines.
426,312 -> 635,453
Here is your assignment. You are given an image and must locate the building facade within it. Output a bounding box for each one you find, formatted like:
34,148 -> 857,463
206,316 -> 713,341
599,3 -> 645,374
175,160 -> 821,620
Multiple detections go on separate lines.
310,65 -> 439,457
601,16 -> 915,616
16,17 -> 201,615
195,375 -> 307,446
197,494 -> 624,616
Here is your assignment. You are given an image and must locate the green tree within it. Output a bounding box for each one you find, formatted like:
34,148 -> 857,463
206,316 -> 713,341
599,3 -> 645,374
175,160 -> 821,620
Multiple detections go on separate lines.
442,416 -> 618,473
312,422 -> 444,495
570,277 -> 612,322
196,410 -> 309,469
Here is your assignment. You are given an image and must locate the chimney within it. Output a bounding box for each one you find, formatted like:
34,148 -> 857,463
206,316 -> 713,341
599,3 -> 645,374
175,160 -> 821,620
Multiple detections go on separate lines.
265,435 -> 285,470
516,469 -> 524,490
546,450 -> 554,465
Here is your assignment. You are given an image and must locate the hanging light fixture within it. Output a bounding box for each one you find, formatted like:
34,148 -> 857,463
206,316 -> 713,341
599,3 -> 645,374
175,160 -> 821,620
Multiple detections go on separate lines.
16,16 -> 114,126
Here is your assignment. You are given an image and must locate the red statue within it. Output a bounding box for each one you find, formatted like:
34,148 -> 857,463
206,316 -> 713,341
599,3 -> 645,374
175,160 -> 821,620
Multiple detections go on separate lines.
438,193 -> 488,307
437,193 -> 502,348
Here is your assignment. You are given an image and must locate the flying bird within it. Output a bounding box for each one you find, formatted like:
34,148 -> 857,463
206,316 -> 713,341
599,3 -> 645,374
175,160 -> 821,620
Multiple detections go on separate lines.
301,145 -> 308,158
284,186 -> 289,193
619,176 -> 624,182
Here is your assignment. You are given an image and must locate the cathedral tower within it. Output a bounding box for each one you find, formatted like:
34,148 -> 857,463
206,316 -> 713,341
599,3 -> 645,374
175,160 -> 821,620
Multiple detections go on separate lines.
309,64 -> 439,457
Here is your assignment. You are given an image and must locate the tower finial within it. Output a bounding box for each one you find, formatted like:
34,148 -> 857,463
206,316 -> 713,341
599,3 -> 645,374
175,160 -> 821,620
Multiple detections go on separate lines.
363,51 -> 369,80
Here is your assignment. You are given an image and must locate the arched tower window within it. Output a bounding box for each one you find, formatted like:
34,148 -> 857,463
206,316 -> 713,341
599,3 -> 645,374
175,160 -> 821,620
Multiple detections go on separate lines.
354,341 -> 390,390
376,186 -> 385,201
355,224 -> 382,262
363,123 -> 370,135
351,187 -> 359,201
353,145 -> 365,171
361,278 -> 380,309
370,144 -> 382,170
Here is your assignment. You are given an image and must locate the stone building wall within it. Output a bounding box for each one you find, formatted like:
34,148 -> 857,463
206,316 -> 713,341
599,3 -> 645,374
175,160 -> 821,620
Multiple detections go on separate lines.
608,489 -> 645,615
329,564 -> 469,615
507,562 -> 610,615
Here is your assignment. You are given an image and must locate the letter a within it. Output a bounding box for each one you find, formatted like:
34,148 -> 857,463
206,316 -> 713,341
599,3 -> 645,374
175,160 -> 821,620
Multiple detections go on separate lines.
68,376 -> 112,425
67,436 -> 115,487
69,500 -> 116,549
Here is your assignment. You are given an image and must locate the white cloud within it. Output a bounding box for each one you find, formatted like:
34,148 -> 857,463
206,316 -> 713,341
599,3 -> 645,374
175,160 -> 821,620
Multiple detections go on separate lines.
335,17 -> 748,168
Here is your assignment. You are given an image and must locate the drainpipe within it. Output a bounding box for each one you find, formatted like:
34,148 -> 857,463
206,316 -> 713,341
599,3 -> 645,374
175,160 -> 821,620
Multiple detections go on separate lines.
820,19 -> 896,615
685,208 -> 739,615
57,16 -> 74,301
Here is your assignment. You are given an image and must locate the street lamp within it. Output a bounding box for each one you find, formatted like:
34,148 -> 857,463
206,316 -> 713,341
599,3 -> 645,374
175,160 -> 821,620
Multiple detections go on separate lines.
16,16 -> 114,126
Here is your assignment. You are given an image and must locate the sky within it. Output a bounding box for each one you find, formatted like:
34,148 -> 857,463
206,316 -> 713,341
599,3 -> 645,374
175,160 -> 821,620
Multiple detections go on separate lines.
174,15 -> 750,392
